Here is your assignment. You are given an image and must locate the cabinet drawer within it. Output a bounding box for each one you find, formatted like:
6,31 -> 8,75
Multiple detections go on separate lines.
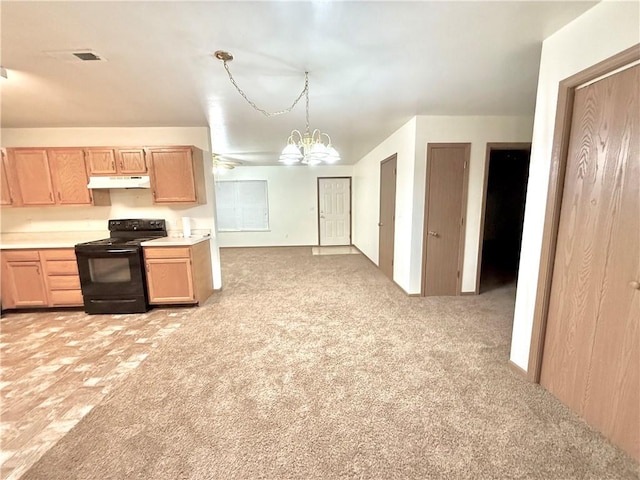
49,289 -> 83,306
144,247 -> 191,259
48,275 -> 81,290
40,249 -> 76,261
44,260 -> 79,275
2,250 -> 40,261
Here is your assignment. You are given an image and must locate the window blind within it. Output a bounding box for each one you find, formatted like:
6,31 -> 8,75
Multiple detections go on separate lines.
215,180 -> 269,231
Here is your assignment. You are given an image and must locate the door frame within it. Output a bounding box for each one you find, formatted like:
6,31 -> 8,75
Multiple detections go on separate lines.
378,154 -> 397,279
527,44 -> 640,383
474,142 -> 531,294
421,143 -> 471,296
316,176 -> 352,246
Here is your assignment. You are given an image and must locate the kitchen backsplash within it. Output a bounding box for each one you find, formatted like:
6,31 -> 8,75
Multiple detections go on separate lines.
0,189 -> 215,236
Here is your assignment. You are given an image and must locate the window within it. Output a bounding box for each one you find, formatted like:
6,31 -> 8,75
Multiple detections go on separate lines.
215,180 -> 269,231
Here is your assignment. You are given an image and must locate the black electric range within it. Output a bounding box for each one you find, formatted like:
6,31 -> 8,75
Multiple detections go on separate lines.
75,219 -> 167,314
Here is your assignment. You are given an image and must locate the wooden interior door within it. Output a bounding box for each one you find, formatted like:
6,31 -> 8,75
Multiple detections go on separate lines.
378,155 -> 397,280
540,64 -> 639,460
318,177 -> 351,246
423,144 -> 470,296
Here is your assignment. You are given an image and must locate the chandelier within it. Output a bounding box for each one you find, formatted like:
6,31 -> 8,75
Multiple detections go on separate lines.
214,51 -> 340,166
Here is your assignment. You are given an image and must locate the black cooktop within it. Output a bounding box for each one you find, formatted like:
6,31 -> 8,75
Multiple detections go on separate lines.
75,219 -> 168,250
78,237 -> 157,247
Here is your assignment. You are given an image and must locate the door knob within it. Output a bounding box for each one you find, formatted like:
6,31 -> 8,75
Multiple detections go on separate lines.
630,281 -> 640,290
378,222 -> 383,227
428,231 -> 439,237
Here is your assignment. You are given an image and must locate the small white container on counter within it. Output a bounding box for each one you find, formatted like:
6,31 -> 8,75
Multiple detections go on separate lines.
182,217 -> 191,237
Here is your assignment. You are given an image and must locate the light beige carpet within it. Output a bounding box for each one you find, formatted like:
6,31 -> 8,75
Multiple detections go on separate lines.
22,247 -> 639,479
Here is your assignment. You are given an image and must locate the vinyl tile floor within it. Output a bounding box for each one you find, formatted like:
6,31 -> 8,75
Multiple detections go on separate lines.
0,308 -> 189,480
311,245 -> 360,256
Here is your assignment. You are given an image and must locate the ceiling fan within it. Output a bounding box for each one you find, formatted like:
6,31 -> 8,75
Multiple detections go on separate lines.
211,151 -> 281,170
212,153 -> 243,171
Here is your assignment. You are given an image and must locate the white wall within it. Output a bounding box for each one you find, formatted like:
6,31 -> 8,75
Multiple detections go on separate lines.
215,165 -> 353,247
510,1 -> 640,370
352,117 -> 417,292
0,126 -> 223,288
351,116 -> 532,295
415,116 -> 533,293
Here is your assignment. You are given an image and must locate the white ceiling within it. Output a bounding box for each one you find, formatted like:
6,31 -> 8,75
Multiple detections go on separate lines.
1,1 -> 597,164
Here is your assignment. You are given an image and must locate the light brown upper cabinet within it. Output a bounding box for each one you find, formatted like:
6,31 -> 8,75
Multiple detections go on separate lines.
48,149 -> 93,205
4,148 -> 110,207
147,146 -> 206,204
85,147 -> 147,176
1,149 -> 13,206
6,148 -> 56,206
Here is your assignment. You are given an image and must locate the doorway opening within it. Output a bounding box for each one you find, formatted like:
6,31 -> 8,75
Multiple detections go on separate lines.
477,144 -> 530,293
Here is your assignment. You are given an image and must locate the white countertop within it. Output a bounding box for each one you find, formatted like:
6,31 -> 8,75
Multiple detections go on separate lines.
0,231 -> 110,249
0,231 -> 211,249
141,235 -> 211,247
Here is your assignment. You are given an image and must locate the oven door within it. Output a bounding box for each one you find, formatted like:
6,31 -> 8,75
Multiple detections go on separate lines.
75,247 -> 146,298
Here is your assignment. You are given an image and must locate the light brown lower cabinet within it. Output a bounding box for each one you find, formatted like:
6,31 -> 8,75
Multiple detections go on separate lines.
144,241 -> 213,305
1,250 -> 48,307
1,248 -> 83,309
40,249 -> 84,307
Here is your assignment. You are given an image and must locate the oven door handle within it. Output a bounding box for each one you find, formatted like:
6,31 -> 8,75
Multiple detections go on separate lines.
76,248 -> 137,255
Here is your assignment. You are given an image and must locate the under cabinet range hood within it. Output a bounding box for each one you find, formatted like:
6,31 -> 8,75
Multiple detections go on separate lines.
87,176 -> 151,189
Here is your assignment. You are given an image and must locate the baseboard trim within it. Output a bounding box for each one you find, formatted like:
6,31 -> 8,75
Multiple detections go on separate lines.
219,245 -> 317,249
508,360 -> 528,379
460,291 -> 476,296
351,245 -> 421,297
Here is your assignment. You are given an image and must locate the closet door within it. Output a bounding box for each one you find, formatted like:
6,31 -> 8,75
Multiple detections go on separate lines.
540,64 -> 639,460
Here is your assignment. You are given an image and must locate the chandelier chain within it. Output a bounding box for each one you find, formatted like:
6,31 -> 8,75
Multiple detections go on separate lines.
222,60 -> 309,118
305,74 -> 310,132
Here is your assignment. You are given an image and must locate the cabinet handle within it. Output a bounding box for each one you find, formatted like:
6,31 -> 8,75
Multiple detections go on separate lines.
120,160 -> 124,169
152,190 -> 156,198
145,263 -> 149,272
111,160 -> 115,170
49,192 -> 53,201
57,192 -> 62,201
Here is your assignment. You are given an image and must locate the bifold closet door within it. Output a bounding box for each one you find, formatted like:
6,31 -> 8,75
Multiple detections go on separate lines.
540,64 -> 639,460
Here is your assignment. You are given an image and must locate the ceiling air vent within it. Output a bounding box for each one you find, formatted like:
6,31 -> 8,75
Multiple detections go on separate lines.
44,49 -> 107,62
73,51 -> 102,61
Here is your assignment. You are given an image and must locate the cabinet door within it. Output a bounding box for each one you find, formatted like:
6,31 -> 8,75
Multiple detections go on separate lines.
145,258 -> 195,303
4,261 -> 48,307
85,149 -> 117,175
148,148 -> 197,203
7,149 -> 55,205
1,151 -> 13,206
117,149 -> 147,174
48,149 -> 93,205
